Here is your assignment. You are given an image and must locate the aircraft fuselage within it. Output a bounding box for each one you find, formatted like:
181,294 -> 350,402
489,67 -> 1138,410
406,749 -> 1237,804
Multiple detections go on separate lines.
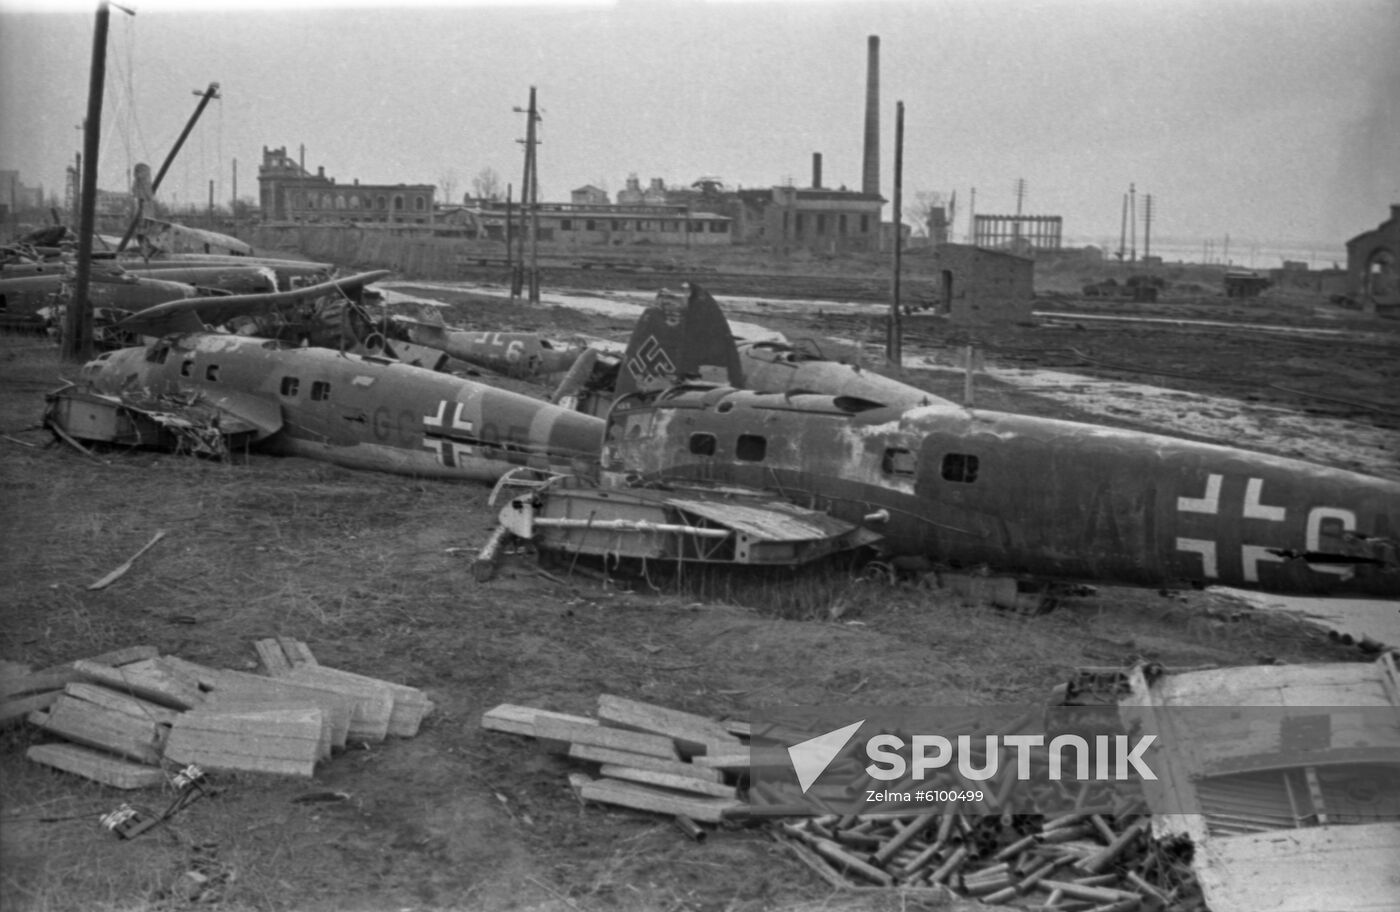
600,387 -> 1400,596
76,334 -> 605,482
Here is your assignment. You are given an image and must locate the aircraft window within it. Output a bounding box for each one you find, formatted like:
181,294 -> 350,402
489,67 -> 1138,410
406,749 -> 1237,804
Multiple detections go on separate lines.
205,365 -> 219,381
280,377 -> 300,397
690,433 -> 717,456
180,359 -> 193,377
736,434 -> 766,462
311,381 -> 331,401
942,453 -> 979,483
882,447 -> 916,475
145,346 -> 169,364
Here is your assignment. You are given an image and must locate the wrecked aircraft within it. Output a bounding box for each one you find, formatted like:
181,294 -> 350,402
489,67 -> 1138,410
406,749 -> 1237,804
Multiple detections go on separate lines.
44,272 -> 605,478
389,315 -> 584,379
552,286 -> 949,417
614,286 -> 948,409
495,284 -> 1400,597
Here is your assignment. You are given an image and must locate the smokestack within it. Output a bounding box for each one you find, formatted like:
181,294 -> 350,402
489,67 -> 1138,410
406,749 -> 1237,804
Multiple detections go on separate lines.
812,153 -> 823,189
862,35 -> 880,197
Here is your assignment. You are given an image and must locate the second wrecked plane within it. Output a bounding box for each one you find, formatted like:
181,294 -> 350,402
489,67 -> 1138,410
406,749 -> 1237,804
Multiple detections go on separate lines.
45,272 -> 604,479
493,284 -> 1400,598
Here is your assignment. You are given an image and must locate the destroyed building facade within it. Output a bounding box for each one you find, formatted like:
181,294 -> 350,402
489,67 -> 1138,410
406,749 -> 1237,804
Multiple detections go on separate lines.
257,146 -> 436,225
1346,204 -> 1399,315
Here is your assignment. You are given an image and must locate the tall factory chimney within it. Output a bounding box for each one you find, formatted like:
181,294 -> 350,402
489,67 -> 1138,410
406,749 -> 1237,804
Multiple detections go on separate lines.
812,152 -> 823,189
862,35 -> 880,197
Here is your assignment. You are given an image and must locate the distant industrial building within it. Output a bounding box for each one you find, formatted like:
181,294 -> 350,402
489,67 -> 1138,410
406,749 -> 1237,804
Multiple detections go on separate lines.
973,214 -> 1063,253
732,184 -> 883,253
447,198 -> 732,248
1346,204 -> 1399,314
257,146 -> 436,224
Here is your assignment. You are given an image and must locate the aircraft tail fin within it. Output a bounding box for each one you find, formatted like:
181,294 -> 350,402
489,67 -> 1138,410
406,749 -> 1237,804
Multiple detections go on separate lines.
614,283 -> 744,397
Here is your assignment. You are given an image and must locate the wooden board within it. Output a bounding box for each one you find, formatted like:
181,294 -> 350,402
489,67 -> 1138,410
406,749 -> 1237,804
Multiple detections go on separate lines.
532,716 -> 680,760
690,749 -> 751,771
64,682 -> 182,726
575,774 -> 741,823
26,742 -> 168,789
165,708 -> 323,777
596,694 -> 741,759
566,743 -> 725,784
268,668 -> 392,742
28,696 -> 165,765
481,704 -> 599,738
281,665 -> 430,738
196,698 -> 332,759
202,668 -> 353,748
2,645 -> 160,700
1,691 -> 60,729
597,764 -> 737,799
276,637 -> 319,667
156,655 -> 226,690
72,658 -> 204,710
254,639 -> 293,676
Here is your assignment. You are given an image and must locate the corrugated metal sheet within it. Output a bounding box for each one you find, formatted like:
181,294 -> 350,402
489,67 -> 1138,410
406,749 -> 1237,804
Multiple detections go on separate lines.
1123,656 -> 1400,912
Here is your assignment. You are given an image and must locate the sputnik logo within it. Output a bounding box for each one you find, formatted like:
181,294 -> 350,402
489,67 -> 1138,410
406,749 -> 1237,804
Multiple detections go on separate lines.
787,720 -> 865,793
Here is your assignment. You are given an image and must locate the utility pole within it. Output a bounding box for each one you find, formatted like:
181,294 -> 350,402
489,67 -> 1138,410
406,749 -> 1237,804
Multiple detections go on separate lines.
509,183 -> 520,282
1129,182 -> 1137,264
1013,177 -> 1025,242
1143,193 -> 1153,262
65,1 -> 126,362
887,100 -> 904,366
231,157 -> 237,213
1118,192 -> 1128,262
513,87 -> 542,303
968,187 -> 976,244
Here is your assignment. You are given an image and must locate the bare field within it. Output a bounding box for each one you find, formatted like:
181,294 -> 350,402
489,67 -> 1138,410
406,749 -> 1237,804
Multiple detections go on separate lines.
0,269 -> 1393,912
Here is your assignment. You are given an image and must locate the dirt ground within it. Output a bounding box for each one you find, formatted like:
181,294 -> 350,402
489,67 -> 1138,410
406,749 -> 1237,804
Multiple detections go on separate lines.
1,258 -> 1395,912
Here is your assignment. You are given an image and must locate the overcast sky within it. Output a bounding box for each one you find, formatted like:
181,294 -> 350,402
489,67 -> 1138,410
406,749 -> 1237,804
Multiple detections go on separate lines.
1,0 -> 1396,250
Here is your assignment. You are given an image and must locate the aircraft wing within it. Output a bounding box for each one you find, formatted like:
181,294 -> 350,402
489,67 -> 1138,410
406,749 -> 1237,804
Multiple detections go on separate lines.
116,270 -> 391,336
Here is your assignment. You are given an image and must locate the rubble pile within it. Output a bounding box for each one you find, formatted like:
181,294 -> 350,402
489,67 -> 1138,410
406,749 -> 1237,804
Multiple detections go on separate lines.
1,638 -> 432,788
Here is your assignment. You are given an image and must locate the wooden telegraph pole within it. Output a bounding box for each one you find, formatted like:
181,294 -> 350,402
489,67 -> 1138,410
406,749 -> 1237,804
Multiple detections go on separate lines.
886,100 -> 904,366
64,1 -> 112,362
513,87 -> 542,303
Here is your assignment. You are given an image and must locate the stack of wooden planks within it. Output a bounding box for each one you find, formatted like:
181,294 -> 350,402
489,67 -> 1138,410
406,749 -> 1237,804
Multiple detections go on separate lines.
2,638 -> 432,788
482,695 -> 750,825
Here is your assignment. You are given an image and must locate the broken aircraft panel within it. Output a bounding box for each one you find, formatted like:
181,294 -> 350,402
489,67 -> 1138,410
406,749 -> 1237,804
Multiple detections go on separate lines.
1116,658 -> 1400,912
495,476 -> 880,566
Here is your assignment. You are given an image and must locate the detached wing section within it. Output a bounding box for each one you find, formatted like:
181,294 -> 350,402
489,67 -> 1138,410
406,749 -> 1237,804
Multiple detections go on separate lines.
117,270 -> 391,336
496,477 -> 880,566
